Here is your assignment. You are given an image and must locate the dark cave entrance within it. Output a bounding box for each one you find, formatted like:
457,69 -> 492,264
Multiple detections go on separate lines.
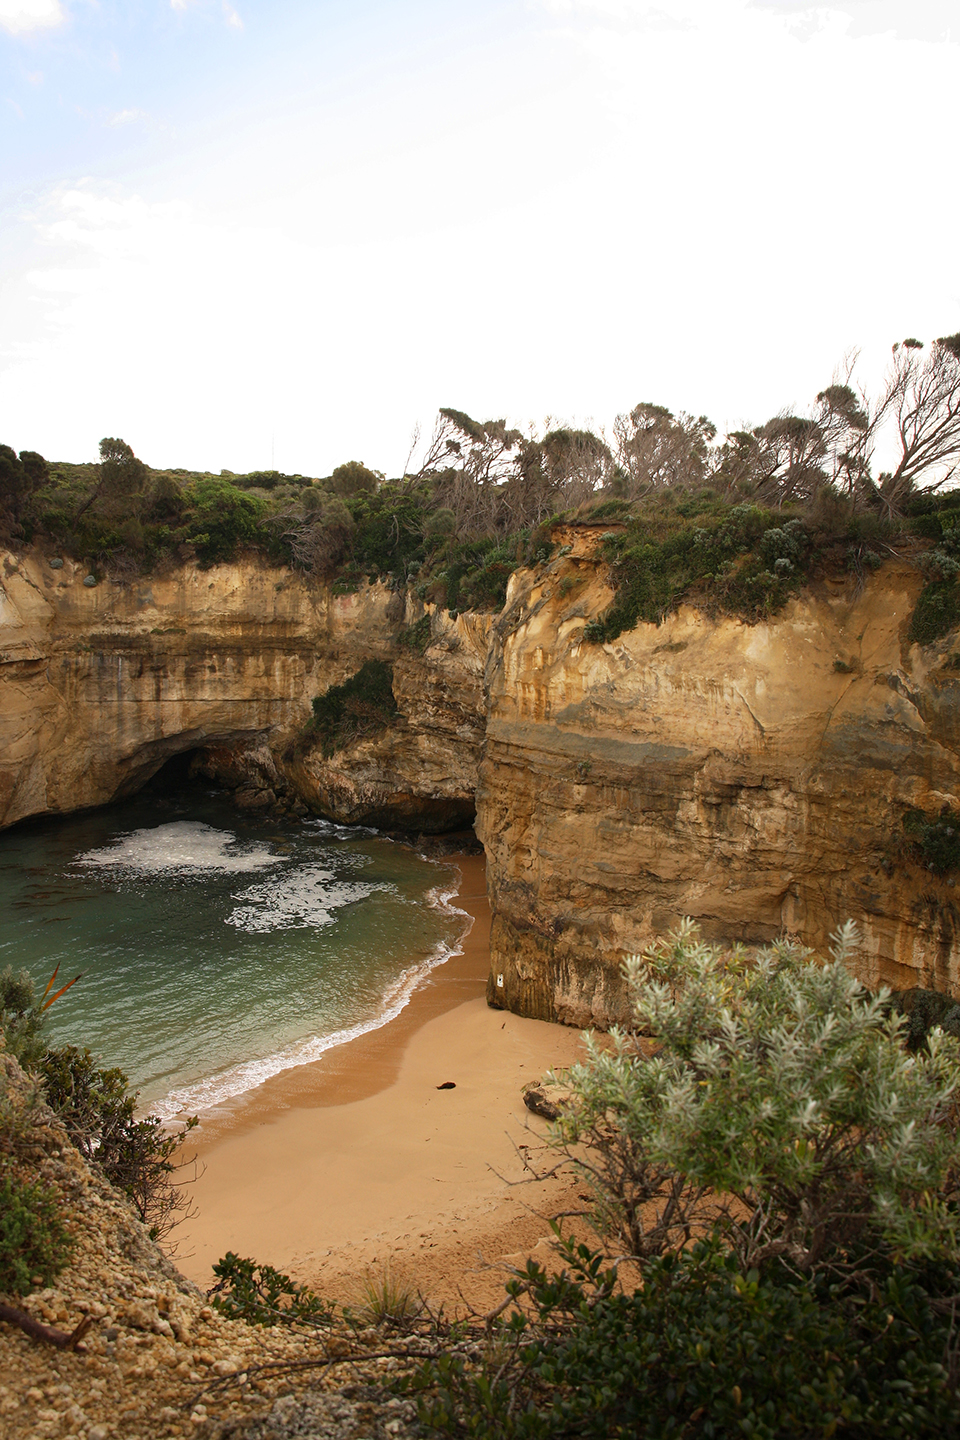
140,747 -> 211,799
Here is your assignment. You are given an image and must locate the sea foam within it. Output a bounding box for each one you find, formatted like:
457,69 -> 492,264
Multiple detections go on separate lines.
226,864 -> 384,933
75,820 -> 283,875
153,874 -> 473,1120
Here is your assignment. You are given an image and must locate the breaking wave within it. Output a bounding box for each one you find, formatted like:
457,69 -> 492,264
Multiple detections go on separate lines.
226,865 -> 385,933
153,874 -> 472,1120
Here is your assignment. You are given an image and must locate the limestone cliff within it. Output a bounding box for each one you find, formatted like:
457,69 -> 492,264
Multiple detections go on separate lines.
479,542 -> 960,1023
0,551 -> 482,832
284,610 -> 490,832
4,540 -> 960,1017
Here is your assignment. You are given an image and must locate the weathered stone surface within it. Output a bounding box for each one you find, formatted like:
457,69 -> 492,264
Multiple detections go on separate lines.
287,610 -> 490,832
0,552 -> 483,833
4,540 -> 960,1016
478,552 -> 960,1021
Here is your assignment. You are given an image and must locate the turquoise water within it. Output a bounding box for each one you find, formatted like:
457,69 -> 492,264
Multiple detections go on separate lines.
0,790 -> 466,1117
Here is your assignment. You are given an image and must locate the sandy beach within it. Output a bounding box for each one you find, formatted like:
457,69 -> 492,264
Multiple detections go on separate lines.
175,854 -> 591,1314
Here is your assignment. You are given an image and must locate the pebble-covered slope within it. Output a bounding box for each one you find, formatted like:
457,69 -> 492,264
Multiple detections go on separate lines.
0,1053 -> 421,1440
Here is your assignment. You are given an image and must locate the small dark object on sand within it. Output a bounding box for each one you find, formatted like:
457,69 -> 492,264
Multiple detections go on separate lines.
523,1086 -> 561,1121
436,1081 -> 456,1090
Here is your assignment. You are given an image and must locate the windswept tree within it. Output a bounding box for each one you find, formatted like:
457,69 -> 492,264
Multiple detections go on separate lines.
0,445 -> 47,534
274,492 -> 355,575
715,333 -> 960,515
869,333 -> 960,517
814,380 -> 870,495
611,403 -> 716,498
500,426 -> 611,529
416,408 -> 524,535
73,436 -> 148,526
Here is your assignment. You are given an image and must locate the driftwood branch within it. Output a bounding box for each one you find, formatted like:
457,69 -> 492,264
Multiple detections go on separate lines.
0,1302 -> 94,1351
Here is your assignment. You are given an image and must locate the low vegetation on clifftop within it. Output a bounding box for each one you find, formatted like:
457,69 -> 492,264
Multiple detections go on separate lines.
4,331 -> 960,641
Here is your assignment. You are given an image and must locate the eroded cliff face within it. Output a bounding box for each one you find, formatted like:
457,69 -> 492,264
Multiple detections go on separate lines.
478,546 -> 960,1024
0,551 -> 484,831
285,610 -> 491,832
4,541 -> 960,1017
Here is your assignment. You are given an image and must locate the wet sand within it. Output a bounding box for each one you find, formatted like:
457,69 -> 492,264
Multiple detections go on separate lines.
175,855 -> 590,1314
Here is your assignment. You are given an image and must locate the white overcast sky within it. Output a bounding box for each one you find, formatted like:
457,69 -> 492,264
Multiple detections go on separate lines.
1,0 -> 958,476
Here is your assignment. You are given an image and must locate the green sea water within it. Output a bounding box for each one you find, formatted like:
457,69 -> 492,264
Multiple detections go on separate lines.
0,788 -> 467,1118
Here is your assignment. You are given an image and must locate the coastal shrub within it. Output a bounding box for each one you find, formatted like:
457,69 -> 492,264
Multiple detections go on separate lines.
0,1167 -> 73,1296
209,1252 -> 333,1329
408,919 -> 960,1437
581,502 -> 809,642
355,1266 -> 422,1328
910,578 -> 960,645
549,919 -> 960,1273
183,476 -> 269,566
902,805 -> 960,876
39,1045 -> 199,1245
348,486 -> 427,580
0,968 -> 46,1070
408,1242 -> 960,1438
398,614 -> 433,654
308,660 -> 399,757
891,988 -> 960,1052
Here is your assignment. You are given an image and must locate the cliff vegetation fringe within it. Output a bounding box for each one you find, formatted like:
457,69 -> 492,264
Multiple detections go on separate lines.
4,331 -> 960,642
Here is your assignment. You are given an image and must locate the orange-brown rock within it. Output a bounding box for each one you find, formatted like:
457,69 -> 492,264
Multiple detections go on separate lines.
0,551 -> 482,832
4,541 -> 960,1016
478,553 -> 960,1023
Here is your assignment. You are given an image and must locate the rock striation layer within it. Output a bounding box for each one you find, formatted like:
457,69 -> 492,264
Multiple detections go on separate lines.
0,551 -> 483,833
4,541 -> 960,1015
479,549 -> 960,1022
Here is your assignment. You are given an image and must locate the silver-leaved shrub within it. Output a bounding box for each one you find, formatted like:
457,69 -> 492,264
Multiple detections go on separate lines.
551,918 -> 960,1274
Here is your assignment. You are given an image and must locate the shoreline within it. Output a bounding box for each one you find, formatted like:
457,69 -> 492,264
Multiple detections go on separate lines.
179,852 -> 492,1148
175,853 -> 591,1312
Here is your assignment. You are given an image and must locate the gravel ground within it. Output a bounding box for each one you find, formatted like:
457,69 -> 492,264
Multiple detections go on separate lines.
0,1054 -> 426,1440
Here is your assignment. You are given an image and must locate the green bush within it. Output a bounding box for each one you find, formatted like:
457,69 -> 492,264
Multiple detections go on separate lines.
209,1252 -> 332,1329
184,476 -> 269,565
408,1243 -> 960,1438
407,918 -> 960,1438
0,968 -> 45,1070
39,1045 -> 198,1244
349,486 -> 428,579
550,919 -> 960,1272
307,660 -> 398,757
0,1167 -> 73,1296
910,579 -> 960,645
902,806 -> 960,876
398,615 -> 433,654
582,503 -> 808,642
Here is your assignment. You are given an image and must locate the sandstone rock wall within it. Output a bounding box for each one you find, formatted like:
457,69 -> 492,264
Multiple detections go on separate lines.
0,551 -> 482,831
478,549 -> 960,1023
285,609 -> 491,831
4,541 -> 960,1017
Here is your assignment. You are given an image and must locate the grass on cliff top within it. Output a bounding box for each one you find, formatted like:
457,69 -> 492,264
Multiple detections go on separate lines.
580,489 -> 895,643
14,442 -> 960,646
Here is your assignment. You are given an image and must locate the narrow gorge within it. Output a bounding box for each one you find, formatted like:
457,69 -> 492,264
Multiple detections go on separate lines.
3,537 -> 959,1027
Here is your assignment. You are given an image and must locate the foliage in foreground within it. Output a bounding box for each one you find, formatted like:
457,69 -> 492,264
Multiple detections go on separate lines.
407,1240 -> 960,1438
208,1252 -> 333,1329
406,921 -> 960,1436
552,919 -> 960,1272
0,964 -> 81,1071
39,1044 -> 199,1244
0,971 -> 198,1248
0,1169 -> 73,1297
